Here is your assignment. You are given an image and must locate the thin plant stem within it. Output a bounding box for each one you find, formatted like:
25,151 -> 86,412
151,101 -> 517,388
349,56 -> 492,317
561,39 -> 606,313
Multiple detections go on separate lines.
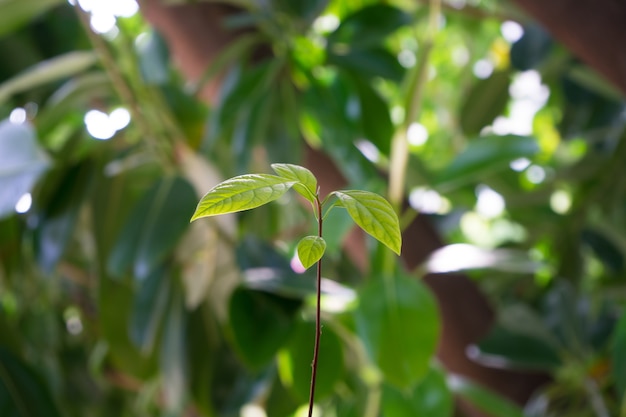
308,196 -> 324,417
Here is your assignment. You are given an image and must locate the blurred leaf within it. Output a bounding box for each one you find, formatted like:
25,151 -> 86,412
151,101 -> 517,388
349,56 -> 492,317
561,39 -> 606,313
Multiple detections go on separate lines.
581,228 -> 624,274
612,312 -> 626,402
448,375 -> 525,417
381,364 -> 453,417
160,290 -> 187,415
191,174 -> 296,221
459,70 -> 511,137
107,176 -> 197,280
0,119 -> 49,219
130,266 -> 171,354
473,325 -> 561,371
278,319 -> 343,401
229,287 -> 300,369
352,75 -> 393,155
434,135 -> 539,190
0,51 -> 96,105
136,30 -> 169,85
510,23 -> 552,71
266,375 -> 301,417
355,274 -> 440,387
0,346 -> 62,417
332,190 -> 401,255
33,160 -> 94,272
271,163 -> 318,202
0,0 -> 62,39
327,47 -> 405,81
328,4 -> 411,49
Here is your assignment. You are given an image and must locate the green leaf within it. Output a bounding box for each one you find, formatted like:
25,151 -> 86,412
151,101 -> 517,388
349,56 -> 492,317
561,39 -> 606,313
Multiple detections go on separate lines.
612,312 -> 626,402
448,375 -> 525,417
190,174 -> 296,221
271,163 -> 318,202
327,4 -> 411,49
327,47 -> 405,82
160,290 -> 187,414
0,346 -> 63,417
107,176 -> 197,280
278,320 -> 344,401
0,0 -> 62,39
136,30 -> 170,85
459,70 -> 511,137
510,23 -> 552,71
0,51 -> 97,106
229,288 -> 301,369
434,135 -> 539,190
581,228 -> 624,274
352,75 -> 393,156
0,119 -> 50,219
332,190 -> 401,255
130,266 -> 171,354
296,236 -> 326,269
381,364 -> 453,417
355,274 -> 440,387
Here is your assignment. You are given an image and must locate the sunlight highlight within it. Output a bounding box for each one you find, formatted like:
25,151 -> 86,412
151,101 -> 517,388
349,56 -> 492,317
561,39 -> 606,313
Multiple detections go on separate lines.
15,193 -> 32,214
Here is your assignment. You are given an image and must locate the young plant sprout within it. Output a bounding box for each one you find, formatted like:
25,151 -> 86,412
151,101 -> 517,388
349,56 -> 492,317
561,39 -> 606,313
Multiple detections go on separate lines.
190,163 -> 401,416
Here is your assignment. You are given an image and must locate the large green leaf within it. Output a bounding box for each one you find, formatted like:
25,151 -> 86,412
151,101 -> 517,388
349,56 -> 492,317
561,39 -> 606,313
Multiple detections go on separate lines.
355,274 -> 440,388
331,190 -> 401,255
229,288 -> 300,369
612,312 -> 626,402
0,51 -> 96,105
381,364 -> 453,417
327,47 -> 405,82
327,4 -> 411,49
107,176 -> 197,280
0,346 -> 62,417
130,266 -> 171,354
352,75 -> 393,155
448,375 -> 525,417
271,163 -> 318,202
278,319 -> 344,401
459,70 -> 511,137
0,119 -> 49,219
0,0 -> 62,39
190,174 -> 296,221
434,135 -> 539,190
296,236 -> 326,269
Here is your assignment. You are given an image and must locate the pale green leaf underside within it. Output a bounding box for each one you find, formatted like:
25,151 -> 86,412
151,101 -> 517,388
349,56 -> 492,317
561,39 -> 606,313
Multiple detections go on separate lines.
271,163 -> 317,202
332,190 -> 401,255
191,174 -> 296,221
297,236 -> 327,269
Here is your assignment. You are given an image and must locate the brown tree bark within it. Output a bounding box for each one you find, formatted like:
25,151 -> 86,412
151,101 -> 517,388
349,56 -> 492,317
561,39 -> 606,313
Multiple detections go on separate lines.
511,0 -> 626,95
139,0 -> 547,414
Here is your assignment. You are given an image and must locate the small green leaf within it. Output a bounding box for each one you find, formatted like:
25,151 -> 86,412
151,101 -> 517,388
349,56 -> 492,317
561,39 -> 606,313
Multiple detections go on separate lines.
296,236 -> 326,269
271,163 -> 318,201
332,190 -> 401,255
190,174 -> 296,221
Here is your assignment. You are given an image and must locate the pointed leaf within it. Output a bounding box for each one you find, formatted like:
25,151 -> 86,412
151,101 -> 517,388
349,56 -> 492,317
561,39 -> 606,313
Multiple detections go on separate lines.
332,190 -> 401,255
296,236 -> 326,269
271,163 -> 318,202
191,174 -> 296,221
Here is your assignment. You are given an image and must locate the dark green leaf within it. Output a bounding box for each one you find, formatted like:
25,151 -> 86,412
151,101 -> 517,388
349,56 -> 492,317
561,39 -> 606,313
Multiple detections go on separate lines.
327,47 -> 405,82
448,375 -> 525,417
459,70 -> 511,137
382,365 -> 453,417
160,290 -> 187,414
108,176 -> 197,280
191,174 -> 296,221
612,312 -> 626,402
332,190 -> 401,255
229,288 -> 300,369
328,4 -> 411,49
130,266 -> 171,354
136,30 -> 170,85
0,119 -> 49,219
474,325 -> 561,371
278,319 -> 343,401
434,135 -> 539,190
0,0 -> 63,40
510,24 -> 552,71
296,236 -> 326,269
352,75 -> 393,155
0,346 -> 62,417
581,228 -> 624,274
355,274 -> 440,387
